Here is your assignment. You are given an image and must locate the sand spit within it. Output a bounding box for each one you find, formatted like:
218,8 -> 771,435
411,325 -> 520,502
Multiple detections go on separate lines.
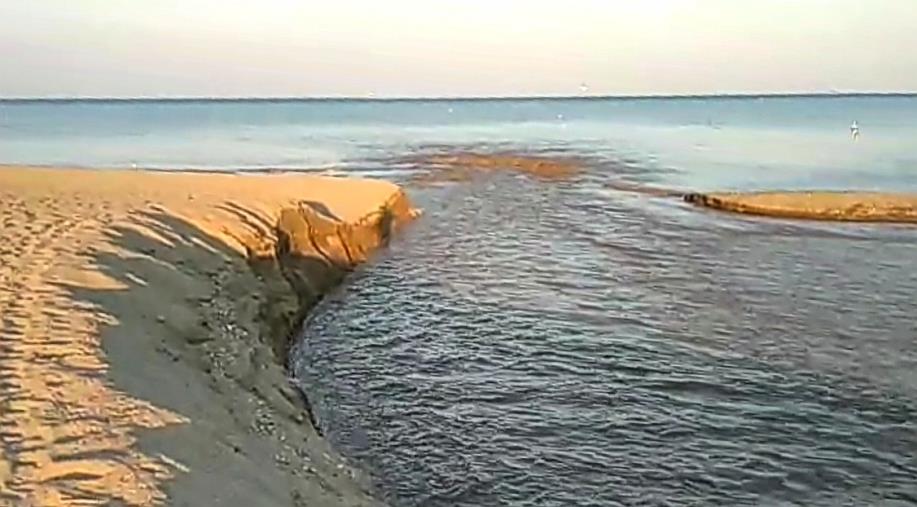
0,166 -> 416,506
403,152 -> 582,184
684,191 -> 917,223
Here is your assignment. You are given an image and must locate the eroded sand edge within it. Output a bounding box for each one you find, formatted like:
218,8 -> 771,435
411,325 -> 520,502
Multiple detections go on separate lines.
0,166 -> 416,506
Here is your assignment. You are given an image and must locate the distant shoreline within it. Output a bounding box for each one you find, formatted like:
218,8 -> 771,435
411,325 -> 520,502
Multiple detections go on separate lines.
2,91 -> 917,104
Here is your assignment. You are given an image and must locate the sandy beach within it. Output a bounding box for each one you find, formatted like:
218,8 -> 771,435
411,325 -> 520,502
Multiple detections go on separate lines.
0,166 -> 416,506
684,191 -> 917,223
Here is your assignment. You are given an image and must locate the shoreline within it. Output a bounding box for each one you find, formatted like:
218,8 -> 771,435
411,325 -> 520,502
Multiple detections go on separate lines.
0,166 -> 416,506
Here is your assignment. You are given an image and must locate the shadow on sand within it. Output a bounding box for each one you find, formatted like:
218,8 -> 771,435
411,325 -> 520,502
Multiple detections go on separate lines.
45,205 -> 381,506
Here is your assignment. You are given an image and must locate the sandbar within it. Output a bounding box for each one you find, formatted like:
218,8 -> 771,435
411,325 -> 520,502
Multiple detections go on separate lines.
684,191 -> 917,223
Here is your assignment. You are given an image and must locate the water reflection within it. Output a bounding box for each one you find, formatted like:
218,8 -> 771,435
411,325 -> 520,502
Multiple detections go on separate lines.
293,156 -> 917,506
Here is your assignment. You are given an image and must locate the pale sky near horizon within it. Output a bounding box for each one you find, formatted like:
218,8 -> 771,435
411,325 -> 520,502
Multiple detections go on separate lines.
1,0 -> 916,98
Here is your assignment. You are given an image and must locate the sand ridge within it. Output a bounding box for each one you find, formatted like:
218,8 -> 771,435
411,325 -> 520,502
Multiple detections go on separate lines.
684,191 -> 917,223
0,166 -> 412,506
396,152 -> 583,184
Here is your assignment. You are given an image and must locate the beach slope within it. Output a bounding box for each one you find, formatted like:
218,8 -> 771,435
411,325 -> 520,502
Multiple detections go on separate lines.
0,166 -> 415,506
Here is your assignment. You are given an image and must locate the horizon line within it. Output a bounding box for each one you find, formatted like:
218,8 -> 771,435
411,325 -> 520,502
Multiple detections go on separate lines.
2,91 -> 917,103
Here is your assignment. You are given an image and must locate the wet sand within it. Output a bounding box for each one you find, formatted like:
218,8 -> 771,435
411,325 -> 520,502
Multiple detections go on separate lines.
0,166 -> 415,506
403,152 -> 583,185
685,191 -> 917,223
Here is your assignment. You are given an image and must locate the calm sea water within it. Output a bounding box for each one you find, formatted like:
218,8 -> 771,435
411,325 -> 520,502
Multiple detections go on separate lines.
4,97 -> 917,505
3,96 -> 917,191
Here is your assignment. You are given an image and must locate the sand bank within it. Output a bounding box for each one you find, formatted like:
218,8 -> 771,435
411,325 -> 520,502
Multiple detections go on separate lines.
0,166 -> 416,506
684,191 -> 917,223
400,152 -> 582,184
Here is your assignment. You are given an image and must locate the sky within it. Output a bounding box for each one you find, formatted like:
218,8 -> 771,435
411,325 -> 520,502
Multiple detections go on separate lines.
1,0 -> 916,98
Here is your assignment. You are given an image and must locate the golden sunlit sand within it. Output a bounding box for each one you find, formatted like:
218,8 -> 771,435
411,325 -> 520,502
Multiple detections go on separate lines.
684,191 -> 917,223
0,166 -> 415,506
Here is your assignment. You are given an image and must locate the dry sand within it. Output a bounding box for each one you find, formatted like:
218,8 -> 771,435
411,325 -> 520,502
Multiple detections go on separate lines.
684,191 -> 917,223
0,166 -> 416,506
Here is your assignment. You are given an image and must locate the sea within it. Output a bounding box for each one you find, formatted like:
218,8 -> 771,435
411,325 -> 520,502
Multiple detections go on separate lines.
3,96 -> 916,506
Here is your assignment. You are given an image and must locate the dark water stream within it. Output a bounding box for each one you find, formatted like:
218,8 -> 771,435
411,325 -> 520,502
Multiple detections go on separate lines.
293,162 -> 917,506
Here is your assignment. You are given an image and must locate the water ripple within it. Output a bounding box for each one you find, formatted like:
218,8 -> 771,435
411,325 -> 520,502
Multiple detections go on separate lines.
293,162 -> 917,506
